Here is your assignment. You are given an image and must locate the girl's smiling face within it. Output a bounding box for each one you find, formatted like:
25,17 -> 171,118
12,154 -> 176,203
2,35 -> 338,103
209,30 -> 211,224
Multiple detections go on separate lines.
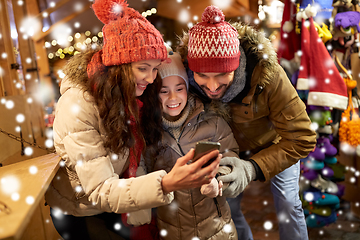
159,76 -> 188,121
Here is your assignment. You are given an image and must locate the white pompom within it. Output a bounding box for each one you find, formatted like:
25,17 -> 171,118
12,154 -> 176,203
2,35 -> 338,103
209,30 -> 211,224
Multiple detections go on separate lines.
296,11 -> 308,22
309,6 -> 318,17
305,4 -> 317,18
283,21 -> 294,33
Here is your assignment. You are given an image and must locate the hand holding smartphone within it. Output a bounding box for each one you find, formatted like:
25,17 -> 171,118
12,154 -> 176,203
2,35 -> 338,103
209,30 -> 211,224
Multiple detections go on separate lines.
193,141 -> 221,168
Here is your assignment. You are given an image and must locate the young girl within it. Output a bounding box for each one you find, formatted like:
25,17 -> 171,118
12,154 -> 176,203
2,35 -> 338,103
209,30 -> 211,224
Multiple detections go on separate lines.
45,1 -> 220,239
149,48 -> 239,239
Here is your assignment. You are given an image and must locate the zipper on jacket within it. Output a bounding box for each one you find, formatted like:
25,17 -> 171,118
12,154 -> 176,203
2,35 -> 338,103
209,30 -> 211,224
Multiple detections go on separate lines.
213,198 -> 222,217
253,85 -> 264,114
175,121 -> 194,157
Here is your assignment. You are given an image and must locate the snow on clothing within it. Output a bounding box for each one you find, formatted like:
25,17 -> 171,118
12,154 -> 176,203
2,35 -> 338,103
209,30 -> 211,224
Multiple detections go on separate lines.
45,51 -> 174,217
152,95 -> 238,240
187,23 -> 317,181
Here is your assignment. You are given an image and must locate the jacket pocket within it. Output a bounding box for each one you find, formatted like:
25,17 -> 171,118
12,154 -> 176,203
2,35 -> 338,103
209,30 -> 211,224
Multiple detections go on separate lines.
280,98 -> 306,120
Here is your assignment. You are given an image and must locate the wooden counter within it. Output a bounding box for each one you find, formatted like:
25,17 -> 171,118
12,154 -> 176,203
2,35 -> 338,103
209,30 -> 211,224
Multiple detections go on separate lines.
0,153 -> 61,240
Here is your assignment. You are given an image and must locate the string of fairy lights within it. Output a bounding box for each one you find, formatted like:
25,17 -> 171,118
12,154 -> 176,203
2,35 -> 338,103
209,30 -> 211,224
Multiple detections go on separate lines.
46,8 -> 158,60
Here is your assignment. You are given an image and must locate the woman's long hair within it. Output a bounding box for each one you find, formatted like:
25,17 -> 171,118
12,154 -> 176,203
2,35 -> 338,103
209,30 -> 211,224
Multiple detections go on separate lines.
87,58 -> 163,161
140,74 -> 163,172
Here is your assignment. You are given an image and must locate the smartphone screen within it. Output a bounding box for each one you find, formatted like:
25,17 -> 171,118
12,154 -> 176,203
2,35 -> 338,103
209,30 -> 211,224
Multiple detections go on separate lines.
193,141 -> 221,168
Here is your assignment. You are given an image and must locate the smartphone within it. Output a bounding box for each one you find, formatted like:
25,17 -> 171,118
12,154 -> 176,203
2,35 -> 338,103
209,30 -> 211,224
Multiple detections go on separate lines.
193,141 -> 221,168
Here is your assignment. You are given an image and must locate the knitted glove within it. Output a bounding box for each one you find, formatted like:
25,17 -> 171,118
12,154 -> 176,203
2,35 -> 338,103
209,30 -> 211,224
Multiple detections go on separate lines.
217,157 -> 256,198
200,178 -> 224,198
127,209 -> 152,226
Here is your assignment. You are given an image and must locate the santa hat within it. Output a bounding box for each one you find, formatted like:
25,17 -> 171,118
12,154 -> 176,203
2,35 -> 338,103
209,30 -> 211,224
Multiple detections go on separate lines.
187,5 -> 240,73
306,17 -> 348,110
87,0 -> 167,76
277,0 -> 300,61
296,18 -> 311,90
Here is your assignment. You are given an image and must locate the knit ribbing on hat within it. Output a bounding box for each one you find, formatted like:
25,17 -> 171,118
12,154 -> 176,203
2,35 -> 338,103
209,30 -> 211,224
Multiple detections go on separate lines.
91,0 -> 167,66
158,52 -> 189,89
187,6 -> 240,73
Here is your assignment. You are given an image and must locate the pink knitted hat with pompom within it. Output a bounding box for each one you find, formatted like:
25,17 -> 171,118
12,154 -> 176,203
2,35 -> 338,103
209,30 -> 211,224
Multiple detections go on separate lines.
187,5 -> 240,73
88,0 -> 166,70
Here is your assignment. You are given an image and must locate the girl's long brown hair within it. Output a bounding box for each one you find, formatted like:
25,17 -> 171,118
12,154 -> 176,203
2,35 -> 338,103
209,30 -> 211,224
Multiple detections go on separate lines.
87,61 -> 162,159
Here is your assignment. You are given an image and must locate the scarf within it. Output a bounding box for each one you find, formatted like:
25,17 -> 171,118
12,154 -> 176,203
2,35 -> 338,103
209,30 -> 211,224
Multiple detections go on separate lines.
121,99 -> 159,240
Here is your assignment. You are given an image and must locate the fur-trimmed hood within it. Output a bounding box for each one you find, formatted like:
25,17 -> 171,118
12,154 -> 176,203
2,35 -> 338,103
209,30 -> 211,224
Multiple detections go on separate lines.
232,22 -> 278,86
59,49 -> 98,95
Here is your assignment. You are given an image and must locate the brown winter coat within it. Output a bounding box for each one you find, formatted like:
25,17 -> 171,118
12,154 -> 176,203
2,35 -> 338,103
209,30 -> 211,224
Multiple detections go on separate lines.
227,23 -> 317,180
153,98 -> 238,240
179,23 -> 317,181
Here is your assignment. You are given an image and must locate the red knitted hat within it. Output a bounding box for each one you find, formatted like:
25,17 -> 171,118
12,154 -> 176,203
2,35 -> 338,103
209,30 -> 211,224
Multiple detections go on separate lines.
187,5 -> 240,73
90,0 -> 167,67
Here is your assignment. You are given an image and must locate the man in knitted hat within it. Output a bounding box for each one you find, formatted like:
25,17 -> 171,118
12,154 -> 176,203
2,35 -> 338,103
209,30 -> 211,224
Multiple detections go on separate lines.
177,5 -> 317,240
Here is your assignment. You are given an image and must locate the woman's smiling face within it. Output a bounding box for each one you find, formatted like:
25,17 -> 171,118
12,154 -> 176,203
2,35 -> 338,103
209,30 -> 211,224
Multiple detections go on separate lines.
131,59 -> 161,97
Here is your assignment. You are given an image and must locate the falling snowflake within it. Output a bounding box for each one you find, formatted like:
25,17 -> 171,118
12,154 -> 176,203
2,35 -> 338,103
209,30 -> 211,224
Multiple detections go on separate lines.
24,147 -> 33,156
11,192 -> 20,201
5,100 -> 15,109
111,153 -> 119,160
169,201 -> 179,211
223,223 -> 232,233
75,185 -> 82,193
114,223 -> 121,230
76,160 -> 83,167
304,192 -> 314,202
1,175 -> 21,195
29,166 -> 38,174
59,160 -> 66,167
277,212 -> 288,223
52,208 -> 64,219
25,196 -> 35,205
308,77 -> 317,88
178,9 -> 190,23
263,220 -> 273,230
71,104 -> 81,114
160,229 -> 168,237
16,114 -> 25,123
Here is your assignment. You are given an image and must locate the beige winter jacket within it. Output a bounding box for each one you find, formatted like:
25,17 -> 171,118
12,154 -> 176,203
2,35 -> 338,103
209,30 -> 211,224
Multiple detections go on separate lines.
45,51 -> 174,217
153,98 -> 238,240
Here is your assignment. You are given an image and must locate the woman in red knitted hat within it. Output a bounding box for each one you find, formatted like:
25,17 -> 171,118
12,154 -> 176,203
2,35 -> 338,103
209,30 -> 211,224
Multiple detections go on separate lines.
45,1 -> 220,239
